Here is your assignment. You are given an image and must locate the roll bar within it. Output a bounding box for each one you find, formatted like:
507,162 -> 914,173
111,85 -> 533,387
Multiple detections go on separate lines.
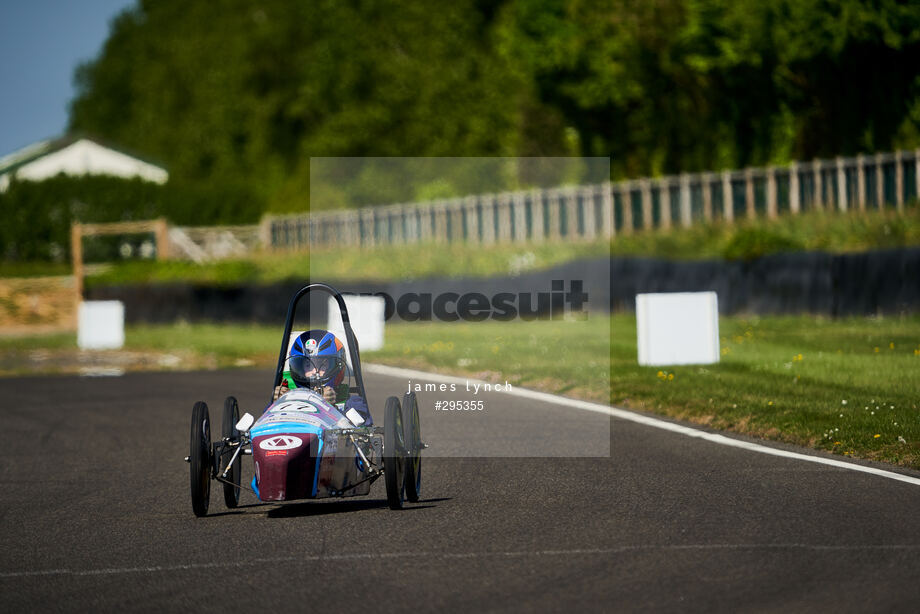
272,283 -> 367,403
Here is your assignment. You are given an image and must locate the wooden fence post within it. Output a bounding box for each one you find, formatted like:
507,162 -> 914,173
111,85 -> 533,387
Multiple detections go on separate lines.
789,162 -> 800,214
481,195 -> 496,244
532,190 -> 546,241
362,209 -> 375,247
331,214 -> 341,246
463,197 -> 477,243
513,192 -> 527,242
856,154 -> 867,211
813,160 -> 823,210
422,204 -> 432,244
563,189 -> 577,239
378,211 -> 388,245
660,178 -> 672,230
722,171 -> 734,223
744,168 -> 755,220
875,153 -> 884,209
71,223 -> 83,303
154,217 -> 170,260
680,174 -> 692,228
259,215 -> 273,251
620,182 -> 633,234
402,207 -> 412,244
702,173 -> 713,222
436,202 -> 448,243
895,150 -> 904,212
452,200 -> 465,242
601,182 -> 615,238
403,207 -> 415,244
915,149 -> 920,204
836,157 -> 848,211
581,187 -> 596,239
548,190 -> 561,239
402,207 -> 412,243
495,192 -> 511,243
766,167 -> 777,219
389,208 -> 402,244
640,179 -> 653,230
360,210 -> 364,247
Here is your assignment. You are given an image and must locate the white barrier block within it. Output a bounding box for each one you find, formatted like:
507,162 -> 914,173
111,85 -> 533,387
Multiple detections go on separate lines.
77,301 -> 125,350
636,292 -> 719,366
327,295 -> 386,363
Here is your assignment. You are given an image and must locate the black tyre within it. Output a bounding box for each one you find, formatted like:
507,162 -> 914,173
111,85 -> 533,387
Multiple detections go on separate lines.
189,401 -> 211,517
402,391 -> 422,503
221,396 -> 241,509
383,396 -> 406,510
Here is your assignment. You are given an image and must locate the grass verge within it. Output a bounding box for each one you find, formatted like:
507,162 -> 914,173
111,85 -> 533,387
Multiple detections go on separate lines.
367,315 -> 920,469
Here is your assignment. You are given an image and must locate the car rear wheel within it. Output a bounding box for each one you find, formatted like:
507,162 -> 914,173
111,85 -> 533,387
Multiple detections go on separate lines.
402,391 -> 422,503
221,396 -> 241,509
189,401 -> 211,517
383,396 -> 406,510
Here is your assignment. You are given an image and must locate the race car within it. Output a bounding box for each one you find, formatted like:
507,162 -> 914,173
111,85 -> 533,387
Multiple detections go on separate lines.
185,283 -> 423,516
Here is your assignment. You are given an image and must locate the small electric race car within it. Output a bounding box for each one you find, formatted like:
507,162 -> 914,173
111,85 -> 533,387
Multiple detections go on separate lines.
184,283 -> 423,516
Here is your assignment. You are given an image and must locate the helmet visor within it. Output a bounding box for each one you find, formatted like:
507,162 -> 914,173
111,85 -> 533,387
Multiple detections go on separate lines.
289,355 -> 342,387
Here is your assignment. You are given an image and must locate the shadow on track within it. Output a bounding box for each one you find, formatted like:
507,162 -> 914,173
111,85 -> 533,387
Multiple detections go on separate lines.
266,497 -> 451,518
203,502 -> 274,518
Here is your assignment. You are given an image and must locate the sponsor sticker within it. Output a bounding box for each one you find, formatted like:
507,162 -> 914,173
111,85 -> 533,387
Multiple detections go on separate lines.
259,435 -> 303,451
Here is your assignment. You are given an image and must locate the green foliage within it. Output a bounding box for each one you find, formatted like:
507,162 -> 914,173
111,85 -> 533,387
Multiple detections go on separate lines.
83,259 -> 263,288
0,261 -> 71,278
66,0 -> 920,214
498,0 -> 920,175
4,0 -> 911,262
0,174 -> 265,262
721,228 -> 804,261
70,0 -> 526,213
0,175 -> 164,261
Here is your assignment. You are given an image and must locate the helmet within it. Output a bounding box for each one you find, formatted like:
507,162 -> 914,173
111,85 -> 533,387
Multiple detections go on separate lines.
289,330 -> 346,389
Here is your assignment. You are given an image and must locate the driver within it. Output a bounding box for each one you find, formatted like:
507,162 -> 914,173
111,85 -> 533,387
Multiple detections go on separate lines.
273,330 -> 373,425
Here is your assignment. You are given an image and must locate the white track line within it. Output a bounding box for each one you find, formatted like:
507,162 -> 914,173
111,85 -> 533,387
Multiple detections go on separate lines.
4,544 -> 919,578
365,363 -> 920,487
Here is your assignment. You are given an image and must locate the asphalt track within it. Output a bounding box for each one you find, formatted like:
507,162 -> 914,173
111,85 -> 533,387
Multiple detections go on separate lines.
2,368 -> 920,613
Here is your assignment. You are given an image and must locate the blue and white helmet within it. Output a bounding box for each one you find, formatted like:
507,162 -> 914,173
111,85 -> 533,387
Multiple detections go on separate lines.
289,330 -> 346,388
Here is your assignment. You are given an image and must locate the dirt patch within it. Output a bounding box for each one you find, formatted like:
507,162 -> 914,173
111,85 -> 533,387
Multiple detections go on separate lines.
0,276 -> 76,333
0,347 -> 216,377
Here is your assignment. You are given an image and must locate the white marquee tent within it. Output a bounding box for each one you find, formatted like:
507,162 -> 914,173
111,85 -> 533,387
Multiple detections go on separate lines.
0,136 -> 168,192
